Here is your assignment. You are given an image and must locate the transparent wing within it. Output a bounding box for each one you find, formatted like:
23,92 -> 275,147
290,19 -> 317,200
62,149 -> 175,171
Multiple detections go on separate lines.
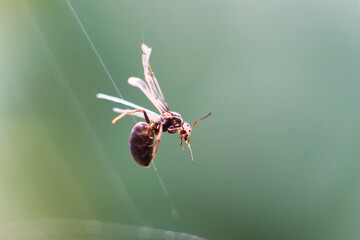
96,93 -> 160,121
112,108 -> 159,122
140,44 -> 169,113
128,77 -> 164,114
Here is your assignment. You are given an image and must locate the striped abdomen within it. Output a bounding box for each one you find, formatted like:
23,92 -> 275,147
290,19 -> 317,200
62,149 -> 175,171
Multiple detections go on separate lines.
129,122 -> 154,167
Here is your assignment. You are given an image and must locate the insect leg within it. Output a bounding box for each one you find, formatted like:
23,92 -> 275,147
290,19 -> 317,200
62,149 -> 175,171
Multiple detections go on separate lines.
167,126 -> 183,132
185,141 -> 194,161
153,122 -> 163,156
179,137 -> 184,150
112,109 -> 151,124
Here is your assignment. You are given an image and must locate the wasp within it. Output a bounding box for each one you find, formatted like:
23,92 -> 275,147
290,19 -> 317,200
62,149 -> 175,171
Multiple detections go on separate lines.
97,44 -> 211,167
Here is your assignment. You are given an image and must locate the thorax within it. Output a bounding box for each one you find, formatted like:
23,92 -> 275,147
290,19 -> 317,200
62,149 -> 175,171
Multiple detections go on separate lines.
154,111 -> 183,134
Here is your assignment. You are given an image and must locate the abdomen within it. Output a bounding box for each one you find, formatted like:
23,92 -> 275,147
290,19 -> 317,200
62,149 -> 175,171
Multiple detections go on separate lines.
129,122 -> 154,167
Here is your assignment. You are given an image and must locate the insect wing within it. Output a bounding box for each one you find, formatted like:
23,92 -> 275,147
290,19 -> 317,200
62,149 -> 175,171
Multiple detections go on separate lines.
96,93 -> 160,120
128,77 -> 165,114
140,44 -> 169,113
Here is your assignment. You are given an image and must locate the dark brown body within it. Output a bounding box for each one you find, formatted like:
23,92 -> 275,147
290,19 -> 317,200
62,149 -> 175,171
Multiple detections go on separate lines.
128,112 -> 182,167
129,122 -> 155,167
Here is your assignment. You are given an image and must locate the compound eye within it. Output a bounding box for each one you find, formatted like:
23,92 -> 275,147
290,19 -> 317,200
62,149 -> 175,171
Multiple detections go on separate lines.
184,122 -> 191,129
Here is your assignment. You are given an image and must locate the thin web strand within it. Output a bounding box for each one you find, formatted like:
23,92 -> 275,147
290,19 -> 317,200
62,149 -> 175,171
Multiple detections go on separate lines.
152,163 -> 169,198
140,0 -> 144,43
152,163 -> 178,218
65,0 -> 136,122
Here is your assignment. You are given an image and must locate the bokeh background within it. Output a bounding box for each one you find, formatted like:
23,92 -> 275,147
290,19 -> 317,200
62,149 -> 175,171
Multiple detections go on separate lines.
1,0 -> 360,239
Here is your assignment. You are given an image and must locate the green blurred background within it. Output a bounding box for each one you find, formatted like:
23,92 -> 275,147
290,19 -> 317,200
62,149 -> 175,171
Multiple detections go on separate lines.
1,0 -> 360,239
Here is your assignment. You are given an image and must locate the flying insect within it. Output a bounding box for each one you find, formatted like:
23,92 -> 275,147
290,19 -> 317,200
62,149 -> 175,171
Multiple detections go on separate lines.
97,44 -> 211,167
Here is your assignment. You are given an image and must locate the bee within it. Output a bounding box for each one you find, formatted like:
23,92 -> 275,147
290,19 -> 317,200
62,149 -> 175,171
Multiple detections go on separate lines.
97,44 -> 211,167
